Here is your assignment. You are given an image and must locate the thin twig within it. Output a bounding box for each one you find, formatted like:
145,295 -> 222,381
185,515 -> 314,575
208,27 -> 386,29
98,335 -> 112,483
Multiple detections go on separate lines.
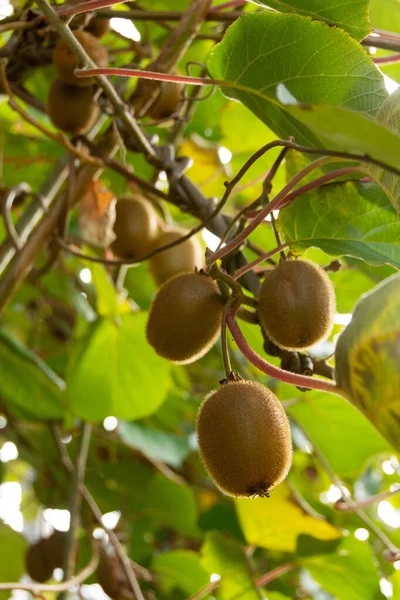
232,244 -> 288,280
0,548 -> 99,592
58,422 -> 92,600
49,425 -> 146,600
335,486 -> 400,512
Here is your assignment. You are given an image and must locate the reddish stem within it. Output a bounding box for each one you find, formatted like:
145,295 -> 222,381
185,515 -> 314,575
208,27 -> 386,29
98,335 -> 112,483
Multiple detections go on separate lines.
277,166 -> 361,210
256,563 -> 295,588
210,0 -> 246,11
232,244 -> 288,280
58,0 -> 123,17
373,53 -> 400,65
74,67 -> 221,87
226,306 -> 343,395
206,156 -> 335,265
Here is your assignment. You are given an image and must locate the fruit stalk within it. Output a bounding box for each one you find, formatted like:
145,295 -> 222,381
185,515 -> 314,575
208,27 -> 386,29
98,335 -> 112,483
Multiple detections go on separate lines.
226,305 -> 345,396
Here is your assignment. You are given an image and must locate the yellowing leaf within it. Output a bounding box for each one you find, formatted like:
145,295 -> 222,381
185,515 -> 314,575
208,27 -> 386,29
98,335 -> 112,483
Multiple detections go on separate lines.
236,483 -> 341,552
335,273 -> 400,451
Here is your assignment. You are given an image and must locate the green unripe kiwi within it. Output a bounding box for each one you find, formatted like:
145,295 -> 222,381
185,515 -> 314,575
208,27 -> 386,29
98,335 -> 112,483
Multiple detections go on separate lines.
47,80 -> 99,135
146,272 -> 224,364
25,539 -> 55,583
149,228 -> 203,286
196,380 -> 292,498
53,30 -> 108,87
110,196 -> 159,259
259,259 -> 336,350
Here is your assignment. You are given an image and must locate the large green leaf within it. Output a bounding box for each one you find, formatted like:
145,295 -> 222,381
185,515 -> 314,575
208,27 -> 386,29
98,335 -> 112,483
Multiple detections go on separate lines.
236,483 -> 341,552
368,88 -> 400,212
143,473 -> 200,537
207,13 -> 386,146
0,329 -> 65,420
152,550 -> 209,597
335,273 -> 400,451
289,393 -> 391,478
201,531 -> 260,600
253,0 -> 370,40
277,181 -> 400,268
118,421 -> 191,468
302,537 -> 384,600
0,524 -> 27,600
67,313 -> 171,421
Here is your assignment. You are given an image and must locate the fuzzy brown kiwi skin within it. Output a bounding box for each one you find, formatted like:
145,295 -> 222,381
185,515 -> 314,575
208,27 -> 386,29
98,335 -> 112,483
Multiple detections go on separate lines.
86,17 -> 110,38
47,80 -> 99,135
25,540 -> 54,583
53,30 -> 108,87
133,79 -> 184,121
196,380 -> 292,498
110,196 -> 159,259
149,228 -> 203,286
259,259 -> 336,351
146,272 -> 224,365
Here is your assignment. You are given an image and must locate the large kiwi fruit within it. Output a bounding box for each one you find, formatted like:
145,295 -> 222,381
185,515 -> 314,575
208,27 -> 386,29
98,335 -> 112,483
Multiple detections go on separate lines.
25,540 -> 54,583
146,272 -> 224,364
47,80 -> 99,135
53,30 -> 108,87
196,380 -> 292,497
259,259 -> 336,350
149,228 -> 203,286
110,196 -> 159,259
133,79 -> 184,121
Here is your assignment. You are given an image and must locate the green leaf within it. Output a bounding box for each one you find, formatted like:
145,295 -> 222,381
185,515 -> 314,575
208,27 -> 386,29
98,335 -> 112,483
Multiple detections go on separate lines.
288,393 -> 391,478
201,531 -> 259,600
67,313 -> 171,421
118,421 -> 190,468
152,550 -> 209,596
0,524 -> 27,600
236,483 -> 341,552
335,273 -> 400,452
253,0 -> 370,40
302,537 -> 384,600
90,262 -> 119,317
0,329 -> 65,420
207,13 -> 386,145
284,104 -> 400,207
143,473 -> 200,537
278,181 -> 400,268
368,88 -> 400,212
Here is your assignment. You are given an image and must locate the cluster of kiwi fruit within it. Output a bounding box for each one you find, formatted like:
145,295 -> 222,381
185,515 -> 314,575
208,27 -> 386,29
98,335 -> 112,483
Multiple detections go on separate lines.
25,530 -> 67,582
47,18 -> 109,136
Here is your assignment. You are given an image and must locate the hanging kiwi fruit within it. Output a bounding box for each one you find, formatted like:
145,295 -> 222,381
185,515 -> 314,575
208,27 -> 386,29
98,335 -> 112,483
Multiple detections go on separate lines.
149,228 -> 203,286
196,379 -> 292,498
25,531 -> 67,583
259,259 -> 336,351
133,77 -> 184,121
146,272 -> 224,364
53,30 -> 108,87
110,196 -> 159,259
47,79 -> 99,135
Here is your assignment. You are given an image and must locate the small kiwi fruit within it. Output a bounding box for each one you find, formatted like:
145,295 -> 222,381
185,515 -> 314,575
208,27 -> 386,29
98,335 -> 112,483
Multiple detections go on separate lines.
133,78 -> 184,121
196,380 -> 292,498
47,79 -> 99,135
149,228 -> 203,286
86,17 -> 110,38
259,259 -> 336,350
42,530 -> 67,569
110,195 -> 159,259
146,272 -> 224,364
53,30 -> 108,87
25,539 -> 55,583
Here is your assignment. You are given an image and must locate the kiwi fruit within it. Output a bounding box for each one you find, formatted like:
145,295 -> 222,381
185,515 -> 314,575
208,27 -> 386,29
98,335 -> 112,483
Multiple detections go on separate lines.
259,259 -> 336,351
149,228 -> 203,286
97,549 -> 124,600
133,78 -> 184,121
196,380 -> 292,498
86,17 -> 110,38
47,79 -> 99,135
53,30 -> 108,87
25,539 -> 55,583
110,195 -> 159,259
42,530 -> 67,569
146,272 -> 224,364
